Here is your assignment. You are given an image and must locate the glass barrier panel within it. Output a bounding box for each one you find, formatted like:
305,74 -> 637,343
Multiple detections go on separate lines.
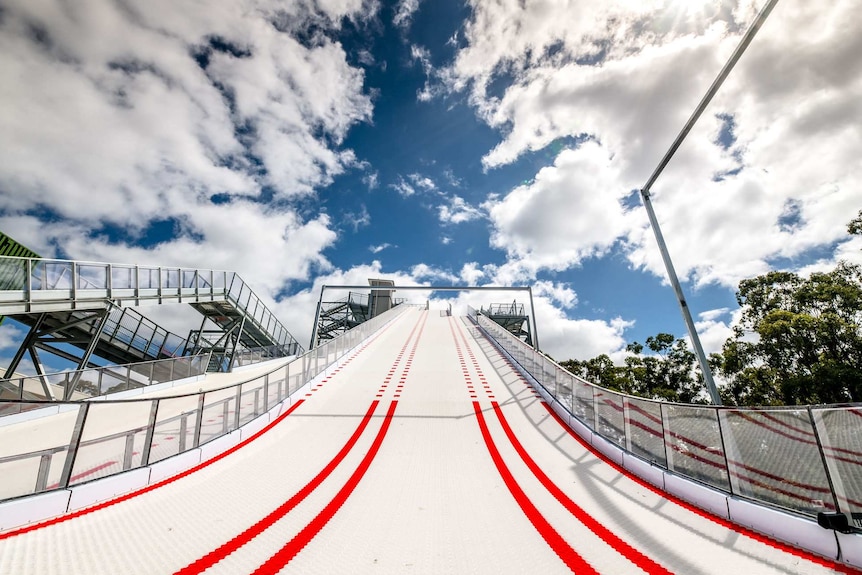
237,381 -> 266,427
595,389 -> 626,448
812,406 -> 862,523
77,264 -> 107,289
555,370 -> 575,412
40,261 -> 73,290
151,395 -> 200,463
625,397 -> 666,466
71,401 -> 153,484
720,408 -> 834,515
162,269 -> 179,289
182,270 -> 197,289
266,374 -> 282,407
0,453 -> 49,499
541,356 -> 557,396
98,370 -> 129,395
0,402 -> 79,497
199,387 -> 237,445
111,265 -> 134,289
0,257 -> 28,290
138,267 -> 158,289
662,404 -> 729,491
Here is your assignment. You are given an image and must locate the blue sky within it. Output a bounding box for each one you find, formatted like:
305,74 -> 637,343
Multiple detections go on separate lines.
0,0 -> 860,372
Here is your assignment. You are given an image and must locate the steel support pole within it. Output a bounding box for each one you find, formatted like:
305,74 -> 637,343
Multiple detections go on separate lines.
638,0 -> 779,405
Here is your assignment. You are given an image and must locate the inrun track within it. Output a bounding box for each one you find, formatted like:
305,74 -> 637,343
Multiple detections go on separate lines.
0,308 -> 855,574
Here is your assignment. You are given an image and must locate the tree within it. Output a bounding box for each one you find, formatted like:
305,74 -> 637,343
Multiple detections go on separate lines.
712,262 -> 862,405
563,333 -> 706,404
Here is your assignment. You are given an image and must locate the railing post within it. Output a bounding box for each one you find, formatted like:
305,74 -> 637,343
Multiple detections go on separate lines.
122,433 -> 135,470
193,394 -> 206,447
809,407 -> 843,514
59,403 -> 90,488
234,385 -> 242,430
263,374 -> 270,412
35,454 -> 52,493
179,414 -> 188,452
70,261 -> 77,307
141,401 -> 159,465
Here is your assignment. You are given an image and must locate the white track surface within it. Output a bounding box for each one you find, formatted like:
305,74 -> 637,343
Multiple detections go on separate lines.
0,309 -> 851,574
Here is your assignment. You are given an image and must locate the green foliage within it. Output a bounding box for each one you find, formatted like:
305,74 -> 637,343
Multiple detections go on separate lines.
713,262 -> 862,405
562,212 -> 862,407
562,333 -> 707,404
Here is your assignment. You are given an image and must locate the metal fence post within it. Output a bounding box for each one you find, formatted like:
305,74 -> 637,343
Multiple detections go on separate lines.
193,394 -> 206,447
59,403 -> 90,488
140,400 -> 159,466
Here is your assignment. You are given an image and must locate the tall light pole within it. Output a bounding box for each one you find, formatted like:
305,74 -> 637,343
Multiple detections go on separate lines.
639,0 -> 780,405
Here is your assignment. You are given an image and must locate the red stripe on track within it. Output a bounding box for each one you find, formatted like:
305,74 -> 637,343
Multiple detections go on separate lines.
471,401 -> 598,575
251,400 -> 399,574
491,401 -> 673,575
0,399 -> 306,540
539,402 -> 862,574
175,401 -> 382,575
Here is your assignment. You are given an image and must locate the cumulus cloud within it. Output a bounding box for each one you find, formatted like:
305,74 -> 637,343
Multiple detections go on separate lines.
449,0 -> 862,292
484,141 -> 631,273
0,0 -> 376,309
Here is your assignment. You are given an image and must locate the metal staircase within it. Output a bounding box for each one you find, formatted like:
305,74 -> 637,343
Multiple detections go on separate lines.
0,257 -> 303,390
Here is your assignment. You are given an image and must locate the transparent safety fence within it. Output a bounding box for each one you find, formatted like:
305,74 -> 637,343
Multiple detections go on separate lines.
0,304 -> 409,502
476,313 -> 862,520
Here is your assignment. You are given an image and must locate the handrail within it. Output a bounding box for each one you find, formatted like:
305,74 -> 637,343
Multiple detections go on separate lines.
0,304 -> 408,502
0,352 -> 211,403
475,313 -> 862,528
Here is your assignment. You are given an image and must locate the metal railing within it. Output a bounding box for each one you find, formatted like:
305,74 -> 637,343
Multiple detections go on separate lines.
0,304 -> 408,502
0,256 -> 302,353
233,344 -> 299,368
477,313 -> 862,528
0,353 -> 210,405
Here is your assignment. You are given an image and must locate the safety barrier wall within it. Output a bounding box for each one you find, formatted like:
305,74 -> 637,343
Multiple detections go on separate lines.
0,354 -> 210,405
477,314 -> 862,528
0,305 -> 409,503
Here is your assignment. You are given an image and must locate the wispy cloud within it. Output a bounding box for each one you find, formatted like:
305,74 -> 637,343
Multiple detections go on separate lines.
438,195 -> 483,224
369,243 -> 395,253
345,205 -> 371,232
393,0 -> 423,30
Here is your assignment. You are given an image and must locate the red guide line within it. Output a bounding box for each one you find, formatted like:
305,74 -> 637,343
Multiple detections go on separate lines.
471,401 -> 598,575
250,400 -> 399,574
538,402 -> 861,575
491,402 -> 672,575
175,401 -> 382,575
0,399 -> 306,540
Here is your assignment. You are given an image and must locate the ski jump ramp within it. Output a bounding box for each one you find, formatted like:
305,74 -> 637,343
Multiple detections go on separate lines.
0,308 -> 858,573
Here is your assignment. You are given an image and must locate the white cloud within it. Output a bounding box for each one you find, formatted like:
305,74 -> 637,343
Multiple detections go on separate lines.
345,205 -> 371,232
369,243 -> 395,254
393,0 -> 423,30
533,281 -> 578,309
450,0 -> 862,291
0,0 -> 375,317
390,177 -> 417,197
438,195 -> 483,224
484,141 -> 631,273
362,171 -> 380,190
